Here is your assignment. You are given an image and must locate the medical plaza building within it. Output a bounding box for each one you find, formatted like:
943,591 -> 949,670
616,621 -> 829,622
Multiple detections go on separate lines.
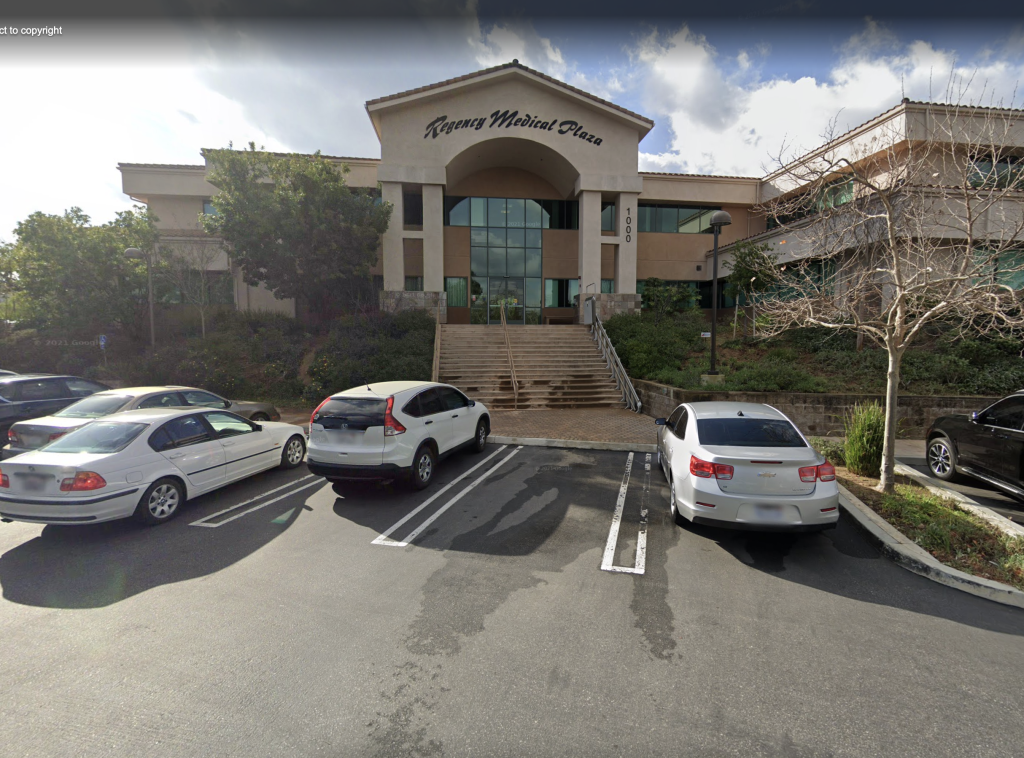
119,60 -> 766,323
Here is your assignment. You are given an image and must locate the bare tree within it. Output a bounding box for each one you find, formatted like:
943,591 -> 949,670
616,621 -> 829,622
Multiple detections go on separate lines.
157,239 -> 231,339
751,93 -> 1024,492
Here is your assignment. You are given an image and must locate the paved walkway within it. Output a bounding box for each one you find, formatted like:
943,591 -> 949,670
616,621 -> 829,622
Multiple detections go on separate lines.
488,408 -> 656,449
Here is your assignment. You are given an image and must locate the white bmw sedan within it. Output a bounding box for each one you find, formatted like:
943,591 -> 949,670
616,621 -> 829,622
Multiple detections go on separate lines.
656,401 -> 839,532
0,408 -> 306,526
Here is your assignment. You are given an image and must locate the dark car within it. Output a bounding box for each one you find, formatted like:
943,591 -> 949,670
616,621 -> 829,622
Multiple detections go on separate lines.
926,391 -> 1024,500
0,374 -> 110,439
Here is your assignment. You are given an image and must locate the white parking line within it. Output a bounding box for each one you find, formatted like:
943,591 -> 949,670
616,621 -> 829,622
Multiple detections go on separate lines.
189,475 -> 322,528
373,446 -> 522,547
601,452 -> 649,576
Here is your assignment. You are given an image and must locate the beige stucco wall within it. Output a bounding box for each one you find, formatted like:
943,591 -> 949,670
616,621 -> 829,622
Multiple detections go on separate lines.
447,167 -> 562,199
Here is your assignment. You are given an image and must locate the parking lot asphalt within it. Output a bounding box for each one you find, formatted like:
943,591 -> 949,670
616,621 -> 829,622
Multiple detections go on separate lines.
2,444 -> 1024,757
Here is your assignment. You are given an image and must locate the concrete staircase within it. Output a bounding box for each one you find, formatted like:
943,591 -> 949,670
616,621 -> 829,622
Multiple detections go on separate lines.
438,324 -> 626,410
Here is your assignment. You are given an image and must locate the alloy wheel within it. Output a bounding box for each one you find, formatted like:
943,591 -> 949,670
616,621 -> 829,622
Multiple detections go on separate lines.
418,453 -> 433,482
928,440 -> 952,477
477,424 -> 487,447
286,438 -> 304,465
148,483 -> 179,519
669,479 -> 677,517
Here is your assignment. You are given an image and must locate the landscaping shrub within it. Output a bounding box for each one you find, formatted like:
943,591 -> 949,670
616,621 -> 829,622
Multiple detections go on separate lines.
603,310 -> 706,380
721,362 -> 825,392
809,437 -> 846,467
843,401 -> 885,477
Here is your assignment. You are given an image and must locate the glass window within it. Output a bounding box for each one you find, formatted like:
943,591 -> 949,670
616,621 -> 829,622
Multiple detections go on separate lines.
46,421 -> 147,454
417,388 -> 443,416
983,398 -> 1024,430
601,279 -> 614,294
55,394 -> 132,418
488,249 -> 506,277
506,248 -> 525,277
506,198 -> 525,228
487,228 -> 506,247
471,277 -> 487,309
637,205 -> 653,233
601,201 -> 616,232
64,378 -> 107,397
544,279 -> 579,308
471,248 -> 488,277
488,197 -> 506,227
672,409 -> 688,438
471,227 -> 488,246
656,206 -> 678,233
696,418 -> 807,447
525,249 -> 542,278
137,392 -> 188,410
16,379 -> 66,401
401,394 -> 423,418
506,227 -> 525,247
470,197 -> 487,227
526,308 -> 542,325
445,277 -> 468,308
525,278 -> 542,308
313,397 -> 386,430
405,276 -> 423,292
446,196 -> 469,226
202,200 -> 218,216
182,390 -> 230,409
438,387 -> 470,411
525,199 -> 543,228
403,192 -> 423,227
204,411 -> 256,437
525,228 -> 542,248
148,427 -> 174,453
158,415 -> 213,448
677,208 -> 703,233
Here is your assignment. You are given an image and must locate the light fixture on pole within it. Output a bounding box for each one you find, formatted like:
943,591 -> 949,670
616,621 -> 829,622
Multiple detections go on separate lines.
125,247 -> 155,348
707,210 -> 732,376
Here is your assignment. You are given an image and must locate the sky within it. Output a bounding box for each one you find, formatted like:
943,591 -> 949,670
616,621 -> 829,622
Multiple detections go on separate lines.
2,2 -> 1024,242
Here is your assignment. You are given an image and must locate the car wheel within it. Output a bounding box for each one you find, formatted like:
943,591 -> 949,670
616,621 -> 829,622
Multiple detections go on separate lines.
331,482 -> 346,496
472,419 -> 488,453
280,435 -> 305,469
669,477 -> 685,526
250,412 -> 270,422
411,445 -> 436,490
927,436 -> 960,481
134,478 -> 184,525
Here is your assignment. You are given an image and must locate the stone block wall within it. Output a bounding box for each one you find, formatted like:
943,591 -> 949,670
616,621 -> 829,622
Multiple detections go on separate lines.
633,379 -> 1000,439
583,293 -> 642,321
380,291 -> 447,323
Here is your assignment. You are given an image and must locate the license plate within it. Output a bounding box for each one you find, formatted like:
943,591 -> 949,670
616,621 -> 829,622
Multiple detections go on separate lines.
19,474 -> 49,492
755,504 -> 785,520
311,432 -> 327,444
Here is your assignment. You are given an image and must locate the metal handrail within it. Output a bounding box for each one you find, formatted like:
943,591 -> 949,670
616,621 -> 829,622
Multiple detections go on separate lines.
589,303 -> 641,413
499,302 -> 519,410
431,299 -> 441,383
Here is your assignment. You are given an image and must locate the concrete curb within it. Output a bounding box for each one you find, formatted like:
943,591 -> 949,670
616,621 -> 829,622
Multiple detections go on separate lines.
837,484 -> 1024,610
893,462 -> 1024,539
488,435 -> 657,453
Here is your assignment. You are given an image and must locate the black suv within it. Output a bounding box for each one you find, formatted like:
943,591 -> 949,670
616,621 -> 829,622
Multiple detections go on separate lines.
926,391 -> 1024,500
0,375 -> 109,438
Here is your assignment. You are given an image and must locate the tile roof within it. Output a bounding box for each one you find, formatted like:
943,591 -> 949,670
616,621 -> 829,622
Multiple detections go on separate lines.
640,171 -> 760,180
118,163 -> 205,170
365,60 -> 654,126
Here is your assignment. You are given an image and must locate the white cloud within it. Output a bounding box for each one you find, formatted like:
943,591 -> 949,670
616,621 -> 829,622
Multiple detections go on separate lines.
636,22 -> 1024,177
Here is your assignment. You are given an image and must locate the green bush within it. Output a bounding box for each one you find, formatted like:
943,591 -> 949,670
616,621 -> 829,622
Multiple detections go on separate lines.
721,362 -> 826,392
603,310 -> 707,380
844,402 -> 885,478
809,437 -> 846,467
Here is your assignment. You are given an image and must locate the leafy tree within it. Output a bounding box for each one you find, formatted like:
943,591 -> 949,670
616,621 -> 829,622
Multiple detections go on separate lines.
157,240 -> 227,339
641,278 -> 697,323
201,144 -> 393,321
5,207 -> 157,338
722,241 -> 779,337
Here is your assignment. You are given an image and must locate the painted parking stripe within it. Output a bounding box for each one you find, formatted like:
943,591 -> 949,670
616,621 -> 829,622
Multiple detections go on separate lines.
189,475 -> 320,528
374,446 -> 522,548
600,452 -> 650,575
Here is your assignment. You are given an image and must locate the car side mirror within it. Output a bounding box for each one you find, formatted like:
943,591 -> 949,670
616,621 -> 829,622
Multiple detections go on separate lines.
470,400 -> 476,407
222,400 -> 232,409
970,411 -> 981,423
253,423 -> 263,432
655,418 -> 667,425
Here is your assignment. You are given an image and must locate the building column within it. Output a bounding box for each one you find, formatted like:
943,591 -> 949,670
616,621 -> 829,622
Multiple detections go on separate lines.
615,192 -> 638,293
381,181 -> 404,291
422,184 -> 444,292
577,190 -> 602,300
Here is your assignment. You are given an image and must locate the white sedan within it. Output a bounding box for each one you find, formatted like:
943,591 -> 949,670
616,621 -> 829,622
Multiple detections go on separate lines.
656,401 -> 839,532
0,408 -> 306,526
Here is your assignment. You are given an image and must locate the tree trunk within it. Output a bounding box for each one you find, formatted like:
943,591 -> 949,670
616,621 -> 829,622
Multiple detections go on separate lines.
200,309 -> 206,339
856,332 -> 864,352
733,307 -> 737,339
879,344 -> 901,493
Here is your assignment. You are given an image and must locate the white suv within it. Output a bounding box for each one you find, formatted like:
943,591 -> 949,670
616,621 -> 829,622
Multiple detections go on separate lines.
306,381 -> 490,491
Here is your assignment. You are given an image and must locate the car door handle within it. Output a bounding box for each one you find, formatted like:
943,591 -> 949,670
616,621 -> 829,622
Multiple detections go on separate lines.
222,441 -> 235,447
424,420 -> 433,425
452,414 -> 459,418
169,452 -> 184,460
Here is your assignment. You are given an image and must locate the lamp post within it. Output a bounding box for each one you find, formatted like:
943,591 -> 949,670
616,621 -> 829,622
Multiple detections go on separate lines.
707,210 -> 732,375
125,247 -> 155,348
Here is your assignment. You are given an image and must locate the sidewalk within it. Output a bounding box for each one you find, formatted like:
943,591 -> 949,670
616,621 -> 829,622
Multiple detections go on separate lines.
488,408 -> 657,452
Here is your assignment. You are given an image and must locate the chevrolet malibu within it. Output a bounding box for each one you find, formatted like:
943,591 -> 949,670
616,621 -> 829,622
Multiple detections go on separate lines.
0,408 -> 306,526
656,401 -> 839,532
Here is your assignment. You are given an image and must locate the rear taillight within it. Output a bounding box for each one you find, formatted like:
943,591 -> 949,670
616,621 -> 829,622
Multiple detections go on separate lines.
59,472 -> 106,492
384,396 -> 406,437
800,462 -> 836,483
48,431 -> 66,442
0,467 -> 7,488
689,456 -> 733,480
7,429 -> 18,444
310,397 -> 330,427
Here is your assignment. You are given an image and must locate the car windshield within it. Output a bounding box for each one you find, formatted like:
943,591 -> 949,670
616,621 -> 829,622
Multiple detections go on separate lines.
42,422 -> 148,454
54,394 -> 132,419
696,418 -> 807,447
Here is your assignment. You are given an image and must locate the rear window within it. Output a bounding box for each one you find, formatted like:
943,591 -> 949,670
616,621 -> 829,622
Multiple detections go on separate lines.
696,418 -> 806,447
314,397 -> 386,431
43,422 -> 148,454
54,394 -> 131,418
